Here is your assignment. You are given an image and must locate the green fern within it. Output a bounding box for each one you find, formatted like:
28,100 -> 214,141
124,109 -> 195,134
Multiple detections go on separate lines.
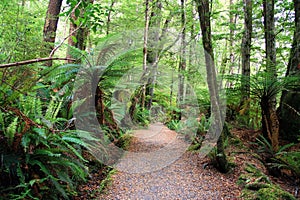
5,117 -> 18,146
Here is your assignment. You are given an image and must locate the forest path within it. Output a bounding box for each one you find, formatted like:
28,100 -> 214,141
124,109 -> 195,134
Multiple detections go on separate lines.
98,123 -> 240,200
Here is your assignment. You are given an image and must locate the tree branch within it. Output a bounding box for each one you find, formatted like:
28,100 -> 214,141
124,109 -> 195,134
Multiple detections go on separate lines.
0,57 -> 76,68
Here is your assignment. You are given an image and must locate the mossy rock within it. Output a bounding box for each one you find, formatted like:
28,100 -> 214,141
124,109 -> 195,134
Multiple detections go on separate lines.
238,164 -> 296,200
241,185 -> 296,200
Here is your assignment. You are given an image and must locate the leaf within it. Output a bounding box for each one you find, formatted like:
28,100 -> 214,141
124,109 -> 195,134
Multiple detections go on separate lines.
74,8 -> 80,18
71,36 -> 78,44
6,117 -> 18,145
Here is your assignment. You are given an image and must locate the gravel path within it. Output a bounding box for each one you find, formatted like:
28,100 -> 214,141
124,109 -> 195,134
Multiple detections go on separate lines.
98,123 -> 241,200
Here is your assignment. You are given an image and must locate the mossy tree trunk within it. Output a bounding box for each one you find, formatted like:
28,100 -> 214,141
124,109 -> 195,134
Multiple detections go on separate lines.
279,0 -> 300,141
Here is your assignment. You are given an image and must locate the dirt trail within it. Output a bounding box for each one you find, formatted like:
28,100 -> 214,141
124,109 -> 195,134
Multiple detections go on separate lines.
98,123 -> 240,200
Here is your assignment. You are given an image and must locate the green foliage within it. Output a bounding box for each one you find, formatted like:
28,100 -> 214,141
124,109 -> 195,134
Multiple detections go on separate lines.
0,58 -> 106,199
166,120 -> 182,132
98,168 -> 116,193
255,135 -> 300,181
133,106 -> 150,126
255,135 -> 294,157
61,0 -> 113,33
0,0 -> 47,63
272,150 -> 300,179
115,132 -> 133,150
0,92 -> 96,199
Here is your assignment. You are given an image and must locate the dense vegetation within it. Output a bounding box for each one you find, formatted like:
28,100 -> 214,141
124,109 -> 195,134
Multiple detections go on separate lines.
0,0 -> 299,199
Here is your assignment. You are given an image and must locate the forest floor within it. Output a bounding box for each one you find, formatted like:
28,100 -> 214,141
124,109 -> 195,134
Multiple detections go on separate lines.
77,123 -> 297,200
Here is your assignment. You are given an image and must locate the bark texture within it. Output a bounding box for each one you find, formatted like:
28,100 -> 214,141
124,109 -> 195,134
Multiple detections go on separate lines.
42,0 -> 63,66
262,0 -> 279,151
241,0 -> 252,102
279,0 -> 300,140
196,0 -> 229,173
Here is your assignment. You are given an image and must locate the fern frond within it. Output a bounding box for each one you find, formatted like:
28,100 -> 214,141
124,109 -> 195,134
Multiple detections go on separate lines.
5,117 -> 18,145
60,139 -> 87,162
34,149 -> 62,157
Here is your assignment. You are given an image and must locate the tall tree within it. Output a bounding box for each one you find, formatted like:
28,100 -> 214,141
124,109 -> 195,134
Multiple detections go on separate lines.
262,0 -> 279,151
178,0 -> 187,113
106,0 -> 115,35
66,0 -> 94,63
228,0 -> 236,79
42,0 -> 63,66
145,0 -> 162,109
263,0 -> 276,79
141,0 -> 150,109
279,0 -> 300,140
196,0 -> 229,173
240,0 -> 252,104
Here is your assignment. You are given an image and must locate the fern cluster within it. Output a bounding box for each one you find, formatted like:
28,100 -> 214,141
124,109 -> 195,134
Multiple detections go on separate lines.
0,61 -> 101,199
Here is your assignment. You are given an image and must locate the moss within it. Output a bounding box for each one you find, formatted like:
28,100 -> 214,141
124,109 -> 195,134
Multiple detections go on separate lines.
257,187 -> 296,200
187,143 -> 201,151
238,164 -> 296,200
241,184 -> 296,200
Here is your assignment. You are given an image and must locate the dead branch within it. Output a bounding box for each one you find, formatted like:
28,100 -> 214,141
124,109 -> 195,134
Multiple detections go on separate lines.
0,57 -> 76,68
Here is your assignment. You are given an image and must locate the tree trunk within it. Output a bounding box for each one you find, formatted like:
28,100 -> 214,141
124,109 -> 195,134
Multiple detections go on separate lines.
140,0 -> 150,110
106,0 -> 115,36
263,0 -> 277,79
66,0 -> 94,63
226,0 -> 237,88
262,0 -> 278,151
42,0 -> 63,66
240,0 -> 252,108
145,0 -> 162,109
196,0 -> 229,173
66,9 -> 77,63
278,0 -> 300,141
178,0 -> 187,115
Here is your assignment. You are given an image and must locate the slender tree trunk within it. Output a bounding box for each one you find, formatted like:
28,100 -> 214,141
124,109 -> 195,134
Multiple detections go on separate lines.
106,0 -> 115,36
229,0 -> 234,74
226,0 -> 237,88
66,0 -> 94,63
178,0 -> 187,113
42,0 -> 63,66
240,0 -> 252,107
146,0 -> 162,109
196,0 -> 229,173
279,0 -> 300,141
66,9 -> 77,63
141,0 -> 150,109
